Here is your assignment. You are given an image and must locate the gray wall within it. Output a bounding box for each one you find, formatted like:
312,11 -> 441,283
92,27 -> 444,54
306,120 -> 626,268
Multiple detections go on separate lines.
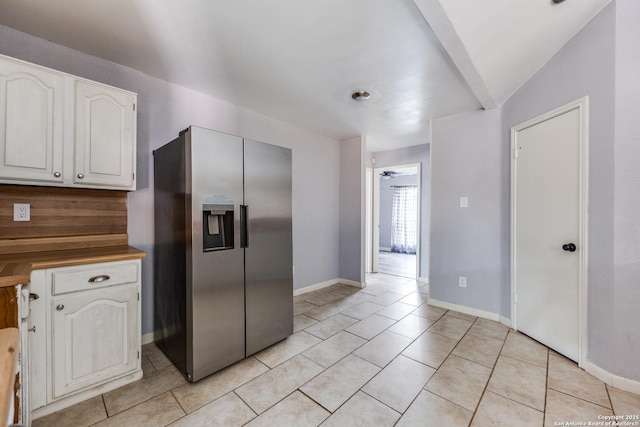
0,25 -> 342,335
612,0 -> 640,382
502,3 -> 616,373
379,174 -> 419,251
339,136 -> 365,283
371,144 -> 430,279
431,3 -> 640,381
430,108 -> 505,314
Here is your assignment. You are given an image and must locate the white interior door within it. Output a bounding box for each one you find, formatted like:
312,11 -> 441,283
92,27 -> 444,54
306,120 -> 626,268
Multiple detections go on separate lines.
512,99 -> 587,363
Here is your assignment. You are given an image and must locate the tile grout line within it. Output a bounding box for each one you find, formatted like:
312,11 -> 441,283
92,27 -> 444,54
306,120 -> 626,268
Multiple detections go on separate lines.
476,332 -> 550,416
605,383 -> 615,415
291,290 -> 424,422
547,387 -> 616,411
230,389 -> 258,425
437,315 -> 505,425
100,393 -> 108,420
543,348 -> 550,426
358,388 -> 405,419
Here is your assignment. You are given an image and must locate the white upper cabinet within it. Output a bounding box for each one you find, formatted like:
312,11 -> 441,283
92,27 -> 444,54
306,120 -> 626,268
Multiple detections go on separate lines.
74,81 -> 135,188
0,54 -> 137,190
0,58 -> 64,183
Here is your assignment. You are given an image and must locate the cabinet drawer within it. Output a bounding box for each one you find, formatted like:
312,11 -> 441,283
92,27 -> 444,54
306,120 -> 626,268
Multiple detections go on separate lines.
52,263 -> 138,295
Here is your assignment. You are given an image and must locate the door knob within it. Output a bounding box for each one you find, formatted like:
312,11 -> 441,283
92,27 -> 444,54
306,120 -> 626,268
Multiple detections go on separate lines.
562,243 -> 577,252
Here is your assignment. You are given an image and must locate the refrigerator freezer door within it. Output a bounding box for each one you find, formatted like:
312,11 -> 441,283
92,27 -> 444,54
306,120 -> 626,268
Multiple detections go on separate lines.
243,139 -> 293,356
189,127 -> 245,381
154,135 -> 189,376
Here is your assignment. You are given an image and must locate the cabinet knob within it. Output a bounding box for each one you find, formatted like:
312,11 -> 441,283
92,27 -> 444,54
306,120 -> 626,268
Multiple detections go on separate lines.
77,173 -> 84,179
56,304 -> 64,311
54,172 -> 61,178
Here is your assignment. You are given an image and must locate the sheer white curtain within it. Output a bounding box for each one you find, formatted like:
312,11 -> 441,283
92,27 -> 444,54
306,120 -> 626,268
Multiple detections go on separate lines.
391,185 -> 418,254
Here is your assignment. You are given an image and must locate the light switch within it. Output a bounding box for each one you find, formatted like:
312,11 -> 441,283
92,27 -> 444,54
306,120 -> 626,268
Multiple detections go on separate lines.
459,197 -> 468,208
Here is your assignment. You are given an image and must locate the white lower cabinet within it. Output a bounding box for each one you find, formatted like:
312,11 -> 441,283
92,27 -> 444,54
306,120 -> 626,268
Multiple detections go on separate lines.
30,260 -> 142,419
51,284 -> 138,399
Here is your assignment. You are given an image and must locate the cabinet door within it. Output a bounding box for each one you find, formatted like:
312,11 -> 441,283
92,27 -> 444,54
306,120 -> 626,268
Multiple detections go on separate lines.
74,80 -> 135,189
51,285 -> 138,399
0,57 -> 64,183
28,270 -> 47,411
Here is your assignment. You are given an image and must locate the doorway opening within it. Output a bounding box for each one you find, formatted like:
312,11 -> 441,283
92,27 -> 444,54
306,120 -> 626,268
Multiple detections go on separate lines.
369,163 -> 420,279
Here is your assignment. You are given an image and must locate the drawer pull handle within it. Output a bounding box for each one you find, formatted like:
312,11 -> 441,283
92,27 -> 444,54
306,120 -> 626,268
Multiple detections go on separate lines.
56,304 -> 64,311
88,275 -> 111,283
29,293 -> 40,301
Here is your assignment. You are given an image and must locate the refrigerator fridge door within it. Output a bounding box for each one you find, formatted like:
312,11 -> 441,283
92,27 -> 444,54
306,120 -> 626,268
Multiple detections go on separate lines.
243,139 -> 293,356
188,127 -> 245,380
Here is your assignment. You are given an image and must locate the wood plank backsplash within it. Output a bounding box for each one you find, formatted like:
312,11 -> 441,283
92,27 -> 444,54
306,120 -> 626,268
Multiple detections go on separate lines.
0,185 -> 127,239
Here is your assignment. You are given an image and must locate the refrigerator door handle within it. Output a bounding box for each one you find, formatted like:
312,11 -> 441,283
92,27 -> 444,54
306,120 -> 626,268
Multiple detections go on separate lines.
240,205 -> 249,248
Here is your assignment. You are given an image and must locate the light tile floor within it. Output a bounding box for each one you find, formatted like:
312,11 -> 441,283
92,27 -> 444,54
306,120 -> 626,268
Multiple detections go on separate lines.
378,251 -> 416,279
33,274 -> 640,427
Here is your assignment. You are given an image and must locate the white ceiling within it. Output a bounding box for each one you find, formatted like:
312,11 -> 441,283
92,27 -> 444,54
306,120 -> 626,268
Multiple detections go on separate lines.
0,0 -> 610,152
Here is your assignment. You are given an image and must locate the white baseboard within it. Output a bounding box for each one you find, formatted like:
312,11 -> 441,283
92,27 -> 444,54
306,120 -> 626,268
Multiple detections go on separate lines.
583,359 -> 640,396
293,278 -> 366,296
428,298 -> 502,323
417,278 -> 429,296
427,299 -> 640,395
499,315 -> 512,328
339,278 -> 366,288
142,332 -> 156,345
293,279 -> 338,296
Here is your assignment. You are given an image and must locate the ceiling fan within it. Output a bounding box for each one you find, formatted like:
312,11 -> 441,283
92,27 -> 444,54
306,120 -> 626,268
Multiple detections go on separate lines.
380,169 -> 416,179
380,170 -> 399,180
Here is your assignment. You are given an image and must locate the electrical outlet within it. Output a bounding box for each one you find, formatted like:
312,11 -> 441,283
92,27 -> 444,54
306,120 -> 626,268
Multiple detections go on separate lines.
14,203 -> 31,221
459,197 -> 468,208
458,276 -> 467,288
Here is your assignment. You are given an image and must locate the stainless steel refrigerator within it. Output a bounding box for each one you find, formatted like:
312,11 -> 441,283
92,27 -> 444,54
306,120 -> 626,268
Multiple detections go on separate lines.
153,126 -> 293,382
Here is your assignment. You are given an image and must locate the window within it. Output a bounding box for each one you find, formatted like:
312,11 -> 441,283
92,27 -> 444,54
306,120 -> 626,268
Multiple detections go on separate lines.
391,185 -> 417,254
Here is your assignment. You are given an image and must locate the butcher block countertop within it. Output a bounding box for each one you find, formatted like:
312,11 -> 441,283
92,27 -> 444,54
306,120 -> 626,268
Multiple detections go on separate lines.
0,244 -> 146,288
0,328 -> 18,426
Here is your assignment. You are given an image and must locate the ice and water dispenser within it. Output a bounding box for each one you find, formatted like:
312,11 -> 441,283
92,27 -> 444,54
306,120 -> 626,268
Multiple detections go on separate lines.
202,204 -> 234,251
